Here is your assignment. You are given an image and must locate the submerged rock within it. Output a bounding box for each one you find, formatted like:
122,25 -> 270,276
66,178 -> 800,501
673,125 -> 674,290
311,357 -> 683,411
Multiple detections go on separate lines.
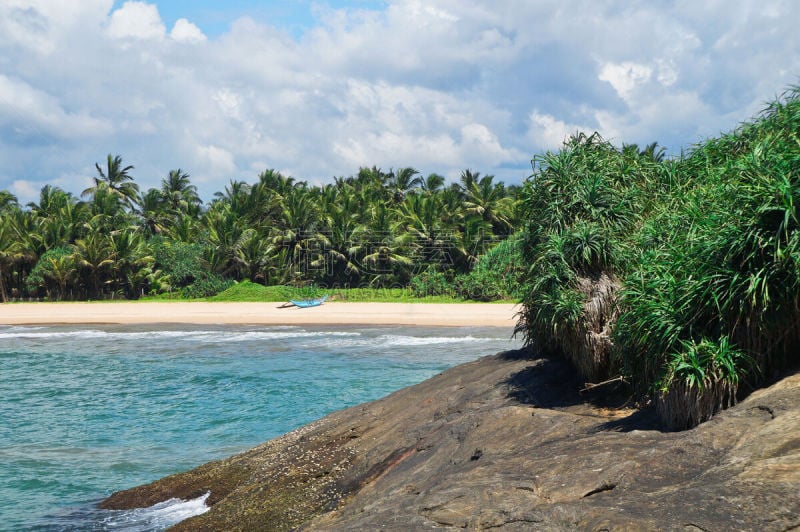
101,349 -> 800,530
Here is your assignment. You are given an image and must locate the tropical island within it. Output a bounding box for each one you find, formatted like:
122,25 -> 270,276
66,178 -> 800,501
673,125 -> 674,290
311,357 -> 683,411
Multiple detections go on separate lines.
4,88 -> 800,528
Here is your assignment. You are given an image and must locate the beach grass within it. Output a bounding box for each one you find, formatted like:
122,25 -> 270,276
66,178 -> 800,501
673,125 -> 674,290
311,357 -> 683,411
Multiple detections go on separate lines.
210,281 -> 516,303
139,281 -> 515,304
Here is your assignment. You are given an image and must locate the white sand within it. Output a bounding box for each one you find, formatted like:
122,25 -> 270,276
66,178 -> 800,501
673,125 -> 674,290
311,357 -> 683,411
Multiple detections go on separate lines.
0,302 -> 519,328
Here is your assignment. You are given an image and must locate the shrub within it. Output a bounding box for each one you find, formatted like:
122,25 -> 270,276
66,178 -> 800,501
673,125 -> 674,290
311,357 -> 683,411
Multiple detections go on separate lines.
180,273 -> 232,299
26,247 -> 76,300
516,133 -> 660,381
516,87 -> 800,429
150,236 -> 208,289
409,267 -> 453,298
656,337 -> 753,430
454,235 -> 525,301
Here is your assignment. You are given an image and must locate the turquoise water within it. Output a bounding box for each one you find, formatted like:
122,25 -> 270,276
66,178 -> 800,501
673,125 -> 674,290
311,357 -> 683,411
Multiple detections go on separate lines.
0,324 -> 520,531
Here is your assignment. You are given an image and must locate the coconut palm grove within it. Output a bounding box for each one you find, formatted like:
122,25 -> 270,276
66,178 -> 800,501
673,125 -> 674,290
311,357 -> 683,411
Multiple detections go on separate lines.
3,87 -> 800,429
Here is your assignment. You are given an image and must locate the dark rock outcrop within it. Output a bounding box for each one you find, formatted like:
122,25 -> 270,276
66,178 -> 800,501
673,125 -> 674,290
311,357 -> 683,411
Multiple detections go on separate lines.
101,349 -> 800,530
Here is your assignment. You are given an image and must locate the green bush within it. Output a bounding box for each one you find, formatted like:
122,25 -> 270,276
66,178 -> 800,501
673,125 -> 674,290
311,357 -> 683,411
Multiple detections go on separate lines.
409,267 -> 453,297
26,247 -> 76,300
454,235 -> 525,301
516,133 -> 661,380
517,87 -> 800,429
150,236 -> 208,289
180,273 -> 232,299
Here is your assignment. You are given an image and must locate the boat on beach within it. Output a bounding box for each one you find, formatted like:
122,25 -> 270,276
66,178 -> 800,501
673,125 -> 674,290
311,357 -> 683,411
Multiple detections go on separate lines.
288,295 -> 328,308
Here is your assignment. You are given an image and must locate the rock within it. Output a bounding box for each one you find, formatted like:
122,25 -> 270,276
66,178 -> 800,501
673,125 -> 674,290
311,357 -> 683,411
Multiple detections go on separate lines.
101,349 -> 800,530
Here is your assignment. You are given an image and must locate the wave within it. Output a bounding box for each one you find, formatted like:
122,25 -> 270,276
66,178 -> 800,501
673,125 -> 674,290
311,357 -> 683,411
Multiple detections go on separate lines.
325,334 -> 497,349
99,492 -> 210,531
201,331 -> 362,343
0,328 -> 361,343
376,334 -> 495,346
0,330 -> 200,340
34,492 -> 210,531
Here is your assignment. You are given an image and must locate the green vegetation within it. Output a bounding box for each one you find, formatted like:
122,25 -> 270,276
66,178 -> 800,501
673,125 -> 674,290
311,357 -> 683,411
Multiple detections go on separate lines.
204,280 -> 511,303
5,83 -> 800,430
516,87 -> 800,429
0,165 -> 517,303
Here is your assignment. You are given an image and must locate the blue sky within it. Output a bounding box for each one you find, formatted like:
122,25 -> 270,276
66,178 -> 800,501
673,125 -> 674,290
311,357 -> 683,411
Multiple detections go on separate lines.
115,0 -> 388,38
1,1 -> 800,204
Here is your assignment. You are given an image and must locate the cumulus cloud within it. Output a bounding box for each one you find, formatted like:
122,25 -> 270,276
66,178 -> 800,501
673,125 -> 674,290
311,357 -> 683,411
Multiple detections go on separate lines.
1,0 -> 800,204
196,144 -> 237,177
10,179 -> 40,201
107,1 -> 165,40
598,62 -> 654,102
528,112 -> 592,151
170,18 -> 205,43
0,74 -> 111,140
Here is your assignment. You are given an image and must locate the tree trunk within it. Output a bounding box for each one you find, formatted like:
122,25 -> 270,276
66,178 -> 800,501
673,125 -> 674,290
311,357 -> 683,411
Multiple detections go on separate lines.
0,267 -> 7,303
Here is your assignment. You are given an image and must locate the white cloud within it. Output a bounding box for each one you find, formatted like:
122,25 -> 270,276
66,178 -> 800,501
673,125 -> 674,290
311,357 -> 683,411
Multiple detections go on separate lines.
197,144 -> 236,177
10,179 -> 39,202
1,0 -> 800,200
0,0 -> 112,54
656,60 -> 679,87
170,18 -> 205,43
528,111 -> 594,151
459,123 -> 514,162
598,62 -> 653,102
107,1 -> 165,40
0,74 -> 111,139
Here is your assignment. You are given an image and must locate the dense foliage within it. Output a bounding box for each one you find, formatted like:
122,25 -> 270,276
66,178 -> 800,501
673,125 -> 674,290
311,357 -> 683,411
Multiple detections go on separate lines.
517,87 -> 800,429
0,165 -> 518,302
5,86 -> 799,430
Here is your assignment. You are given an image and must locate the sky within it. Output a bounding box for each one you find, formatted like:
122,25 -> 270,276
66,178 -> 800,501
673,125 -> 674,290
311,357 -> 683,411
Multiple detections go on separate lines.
1,0 -> 799,205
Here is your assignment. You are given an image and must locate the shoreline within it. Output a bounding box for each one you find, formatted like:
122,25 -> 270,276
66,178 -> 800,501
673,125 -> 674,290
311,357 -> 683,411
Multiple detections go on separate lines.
0,301 -> 519,327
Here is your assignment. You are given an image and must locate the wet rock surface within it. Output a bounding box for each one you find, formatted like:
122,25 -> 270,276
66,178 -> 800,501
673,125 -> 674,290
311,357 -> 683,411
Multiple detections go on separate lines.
101,349 -> 800,530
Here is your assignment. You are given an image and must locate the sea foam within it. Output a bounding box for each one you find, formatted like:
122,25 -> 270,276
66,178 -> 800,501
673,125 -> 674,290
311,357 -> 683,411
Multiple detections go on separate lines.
99,492 -> 210,530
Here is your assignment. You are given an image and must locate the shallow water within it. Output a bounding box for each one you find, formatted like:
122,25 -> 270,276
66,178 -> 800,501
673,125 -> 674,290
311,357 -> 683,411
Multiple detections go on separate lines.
0,324 -> 520,531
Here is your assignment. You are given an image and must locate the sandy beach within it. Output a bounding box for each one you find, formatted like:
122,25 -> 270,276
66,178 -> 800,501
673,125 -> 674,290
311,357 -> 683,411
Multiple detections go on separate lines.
0,302 -> 519,327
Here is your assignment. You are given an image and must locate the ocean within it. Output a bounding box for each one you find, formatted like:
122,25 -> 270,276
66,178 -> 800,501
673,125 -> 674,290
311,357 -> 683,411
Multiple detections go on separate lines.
0,324 -> 520,531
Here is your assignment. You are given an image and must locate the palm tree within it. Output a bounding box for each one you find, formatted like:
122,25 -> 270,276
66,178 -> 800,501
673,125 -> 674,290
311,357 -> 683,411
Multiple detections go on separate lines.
271,186 -> 324,282
243,175 -> 282,228
0,216 -> 21,301
387,167 -> 421,202
420,173 -> 445,194
29,247 -> 77,301
257,168 -> 296,197
28,185 -> 73,218
361,199 -> 414,287
27,186 -> 89,251
354,166 -> 392,202
36,201 -> 88,251
83,154 -> 140,211
623,141 -> 666,163
73,218 -> 116,298
235,231 -> 277,284
108,229 -> 154,299
0,191 -> 19,215
462,174 -> 515,235
138,188 -> 168,236
395,193 -> 454,271
459,169 -> 482,195
161,169 -> 201,215
6,209 -> 39,290
451,215 -> 493,271
203,204 -> 253,279
165,215 -> 200,243
212,179 -> 250,216
316,184 -> 369,284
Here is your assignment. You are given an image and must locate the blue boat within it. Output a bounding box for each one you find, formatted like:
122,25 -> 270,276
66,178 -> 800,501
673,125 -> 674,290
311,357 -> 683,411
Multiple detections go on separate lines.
288,295 -> 328,308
